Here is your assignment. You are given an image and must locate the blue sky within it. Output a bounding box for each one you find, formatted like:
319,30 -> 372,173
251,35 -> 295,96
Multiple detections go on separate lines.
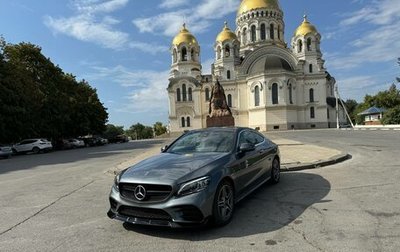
1,0 -> 399,128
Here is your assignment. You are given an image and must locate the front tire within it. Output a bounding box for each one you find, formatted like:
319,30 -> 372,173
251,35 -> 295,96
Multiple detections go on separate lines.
270,158 -> 280,184
32,147 -> 40,154
212,180 -> 234,226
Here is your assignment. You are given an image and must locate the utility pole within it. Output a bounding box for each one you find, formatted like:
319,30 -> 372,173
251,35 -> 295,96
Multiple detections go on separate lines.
335,86 -> 339,129
335,85 -> 355,129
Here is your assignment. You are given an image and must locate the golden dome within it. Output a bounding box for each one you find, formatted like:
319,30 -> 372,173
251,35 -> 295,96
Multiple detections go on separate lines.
172,24 -> 198,46
294,15 -> 318,37
216,22 -> 238,43
238,0 -> 281,15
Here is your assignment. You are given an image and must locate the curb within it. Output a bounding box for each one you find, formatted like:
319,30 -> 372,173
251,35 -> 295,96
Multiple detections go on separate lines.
281,153 -> 352,172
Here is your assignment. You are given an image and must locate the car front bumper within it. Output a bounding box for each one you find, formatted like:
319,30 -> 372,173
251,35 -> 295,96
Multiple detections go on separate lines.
108,185 -> 215,228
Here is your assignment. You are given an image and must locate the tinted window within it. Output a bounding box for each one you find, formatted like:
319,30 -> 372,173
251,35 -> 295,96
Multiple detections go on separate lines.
238,131 -> 265,146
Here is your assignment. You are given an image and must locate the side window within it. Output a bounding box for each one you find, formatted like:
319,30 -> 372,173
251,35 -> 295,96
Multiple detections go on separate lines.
253,132 -> 265,144
238,131 -> 261,146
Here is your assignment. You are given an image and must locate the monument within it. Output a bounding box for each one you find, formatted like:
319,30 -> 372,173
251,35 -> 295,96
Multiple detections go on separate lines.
206,80 -> 235,127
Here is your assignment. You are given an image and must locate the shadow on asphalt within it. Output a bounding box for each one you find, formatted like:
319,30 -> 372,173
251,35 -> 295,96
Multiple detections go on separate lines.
122,172 -> 331,240
0,140 -> 167,175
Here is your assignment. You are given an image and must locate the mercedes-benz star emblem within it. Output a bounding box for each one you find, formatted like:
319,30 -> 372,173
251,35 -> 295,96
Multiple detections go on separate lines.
134,185 -> 146,201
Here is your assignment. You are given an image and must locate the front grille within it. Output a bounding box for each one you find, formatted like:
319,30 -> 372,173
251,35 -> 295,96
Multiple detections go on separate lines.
118,206 -> 171,220
172,205 -> 204,222
119,183 -> 172,202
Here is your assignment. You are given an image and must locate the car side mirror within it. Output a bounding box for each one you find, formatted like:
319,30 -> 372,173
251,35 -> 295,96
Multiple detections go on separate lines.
161,145 -> 169,153
239,143 -> 255,153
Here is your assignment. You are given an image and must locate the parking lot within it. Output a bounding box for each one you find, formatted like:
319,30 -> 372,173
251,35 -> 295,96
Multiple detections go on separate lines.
1,130 -> 400,252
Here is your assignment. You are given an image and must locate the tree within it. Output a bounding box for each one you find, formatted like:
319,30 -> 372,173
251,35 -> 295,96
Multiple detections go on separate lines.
0,38 -> 108,143
126,123 -> 154,140
382,106 -> 400,124
103,124 -> 124,140
344,99 -> 358,123
153,122 -> 167,136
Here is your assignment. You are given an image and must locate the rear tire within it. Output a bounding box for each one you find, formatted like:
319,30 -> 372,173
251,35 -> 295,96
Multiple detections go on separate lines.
270,158 -> 280,184
212,180 -> 234,226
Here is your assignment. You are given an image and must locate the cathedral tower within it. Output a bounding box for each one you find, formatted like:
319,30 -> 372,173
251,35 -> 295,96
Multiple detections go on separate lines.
214,22 -> 240,81
236,0 -> 286,54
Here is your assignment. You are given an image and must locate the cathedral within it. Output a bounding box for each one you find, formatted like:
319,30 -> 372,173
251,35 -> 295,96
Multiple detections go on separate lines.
167,0 -> 341,133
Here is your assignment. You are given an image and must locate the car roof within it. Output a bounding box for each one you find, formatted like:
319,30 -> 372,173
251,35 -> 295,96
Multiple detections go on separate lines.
188,127 -> 252,134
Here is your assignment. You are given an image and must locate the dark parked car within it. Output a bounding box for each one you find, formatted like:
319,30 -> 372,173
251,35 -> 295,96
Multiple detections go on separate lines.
78,136 -> 105,147
108,127 -> 280,227
108,135 -> 129,143
0,144 -> 13,159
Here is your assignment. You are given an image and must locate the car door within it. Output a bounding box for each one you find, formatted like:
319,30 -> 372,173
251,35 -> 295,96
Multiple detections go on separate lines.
15,140 -> 30,152
255,135 -> 278,179
230,130 -> 265,197
22,140 -> 36,152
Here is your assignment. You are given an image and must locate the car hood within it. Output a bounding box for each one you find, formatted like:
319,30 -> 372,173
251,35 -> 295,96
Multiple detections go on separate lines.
121,152 -> 228,184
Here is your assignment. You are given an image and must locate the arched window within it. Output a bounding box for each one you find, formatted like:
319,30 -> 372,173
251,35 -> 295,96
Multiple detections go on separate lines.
186,117 -> 191,127
309,88 -> 314,102
225,45 -> 230,57
289,83 -> 293,104
188,87 -> 192,101
270,24 -> 275,39
272,83 -> 278,104
242,28 -> 247,44
181,117 -> 185,127
227,70 -> 231,80
297,40 -> 303,53
307,38 -> 312,51
181,47 -> 187,61
176,88 -> 181,102
251,25 -> 256,42
310,107 -> 315,119
255,86 -> 260,107
182,84 -> 187,101
309,64 -> 313,73
173,49 -> 177,63
227,94 -> 232,107
205,87 -> 210,101
260,24 -> 266,40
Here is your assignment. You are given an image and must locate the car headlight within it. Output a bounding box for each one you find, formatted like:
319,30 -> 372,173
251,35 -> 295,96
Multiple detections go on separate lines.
113,173 -> 122,191
177,176 -> 210,196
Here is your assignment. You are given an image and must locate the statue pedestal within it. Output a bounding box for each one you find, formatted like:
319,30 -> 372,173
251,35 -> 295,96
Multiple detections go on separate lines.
206,115 -> 235,128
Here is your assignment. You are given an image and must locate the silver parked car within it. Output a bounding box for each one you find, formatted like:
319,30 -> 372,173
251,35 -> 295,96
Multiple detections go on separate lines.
12,139 -> 53,154
108,127 -> 280,227
0,144 -> 13,159
68,139 -> 85,148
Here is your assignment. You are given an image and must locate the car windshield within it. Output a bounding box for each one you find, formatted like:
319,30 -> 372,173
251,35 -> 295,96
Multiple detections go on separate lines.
167,131 -> 235,154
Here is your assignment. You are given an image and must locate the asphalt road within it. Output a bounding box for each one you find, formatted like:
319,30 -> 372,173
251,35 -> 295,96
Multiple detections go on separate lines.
0,130 -> 399,252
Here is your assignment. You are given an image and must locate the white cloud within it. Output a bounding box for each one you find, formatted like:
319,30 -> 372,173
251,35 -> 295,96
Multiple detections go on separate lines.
129,41 -> 169,54
133,0 -> 240,37
159,0 -> 188,9
44,14 -> 129,50
336,75 -> 384,101
84,65 -> 169,113
327,0 -> 400,70
72,0 -> 129,14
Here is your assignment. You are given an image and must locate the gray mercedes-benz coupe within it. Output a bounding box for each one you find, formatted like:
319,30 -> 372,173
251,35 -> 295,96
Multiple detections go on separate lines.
107,127 -> 280,227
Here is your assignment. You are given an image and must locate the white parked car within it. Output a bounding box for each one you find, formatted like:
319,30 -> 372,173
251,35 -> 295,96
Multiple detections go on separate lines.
12,139 -> 53,154
68,139 -> 85,148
